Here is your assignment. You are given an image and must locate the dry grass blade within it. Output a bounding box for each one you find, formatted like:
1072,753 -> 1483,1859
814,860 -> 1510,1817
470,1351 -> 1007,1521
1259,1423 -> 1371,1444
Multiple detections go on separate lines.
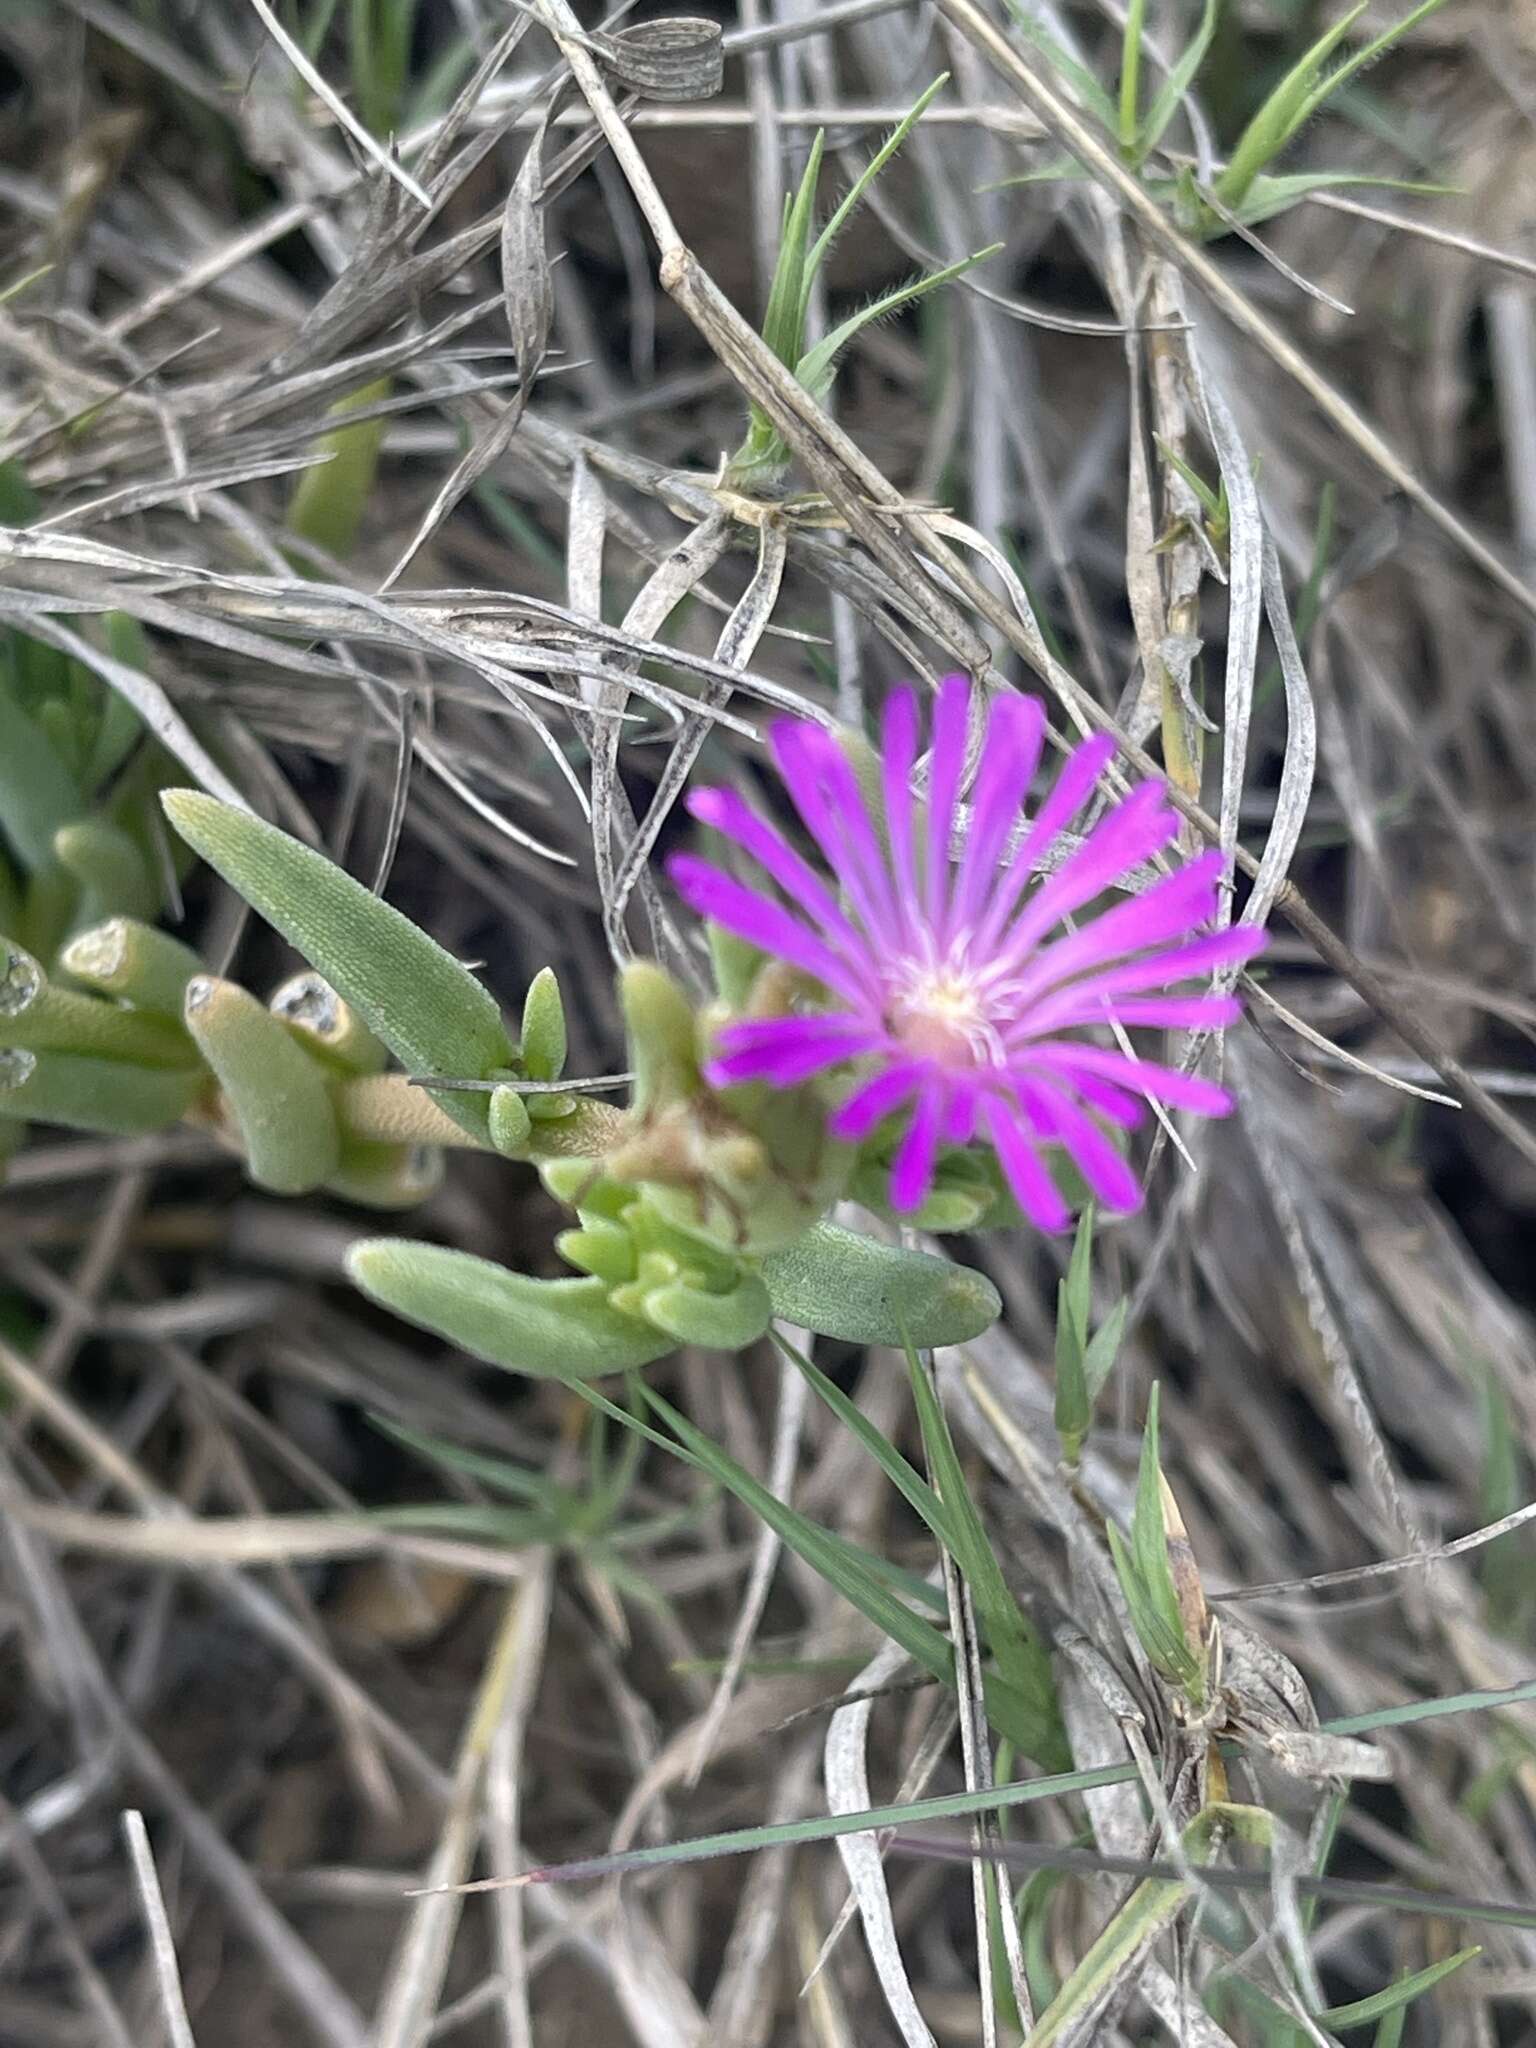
121,1810 -> 198,2048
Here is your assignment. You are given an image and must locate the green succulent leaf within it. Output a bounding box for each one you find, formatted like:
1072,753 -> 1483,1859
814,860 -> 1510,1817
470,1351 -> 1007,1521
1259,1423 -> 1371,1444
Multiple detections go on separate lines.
760,1220 -> 1001,1347
184,976 -> 341,1194
59,919 -> 204,1018
0,1044 -> 203,1134
519,966 -> 567,1082
348,1237 -> 675,1377
161,791 -> 514,1139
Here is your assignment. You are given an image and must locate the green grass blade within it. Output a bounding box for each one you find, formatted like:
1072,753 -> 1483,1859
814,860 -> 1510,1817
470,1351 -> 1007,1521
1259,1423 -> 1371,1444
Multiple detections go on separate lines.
1318,1947 -> 1480,2032
1138,0 -> 1220,158
794,246 -> 1001,403
806,75 -> 947,279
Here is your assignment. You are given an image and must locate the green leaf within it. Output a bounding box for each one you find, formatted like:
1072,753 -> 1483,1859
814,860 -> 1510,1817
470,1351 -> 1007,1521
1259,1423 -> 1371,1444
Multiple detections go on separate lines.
348,1238 -> 675,1377
1081,1297 -> 1126,1404
778,1330 -> 955,1547
794,246 -> 1001,403
1219,169 -> 1456,232
0,690 -> 82,873
1318,1947 -> 1480,2032
906,1342 -> 1065,1767
637,1377 -> 967,1702
161,791 -> 513,1139
759,131 -> 825,369
1109,1383 -> 1206,1702
287,378 -> 391,561
1215,2 -> 1371,209
519,966 -> 566,1081
0,1045 -> 203,1134
183,976 -> 341,1194
1053,1206 -> 1094,1455
1118,0 -> 1146,151
1137,0 -> 1219,158
806,75 -> 947,279
1000,0 -> 1116,129
0,949 -> 192,1068
59,918 -> 204,1018
636,1268 -> 773,1351
759,1219 -> 1001,1347
53,817 -> 158,925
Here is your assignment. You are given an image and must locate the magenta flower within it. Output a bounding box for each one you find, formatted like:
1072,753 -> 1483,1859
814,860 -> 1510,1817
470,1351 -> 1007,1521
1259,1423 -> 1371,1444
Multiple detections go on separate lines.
668,679 -> 1265,1229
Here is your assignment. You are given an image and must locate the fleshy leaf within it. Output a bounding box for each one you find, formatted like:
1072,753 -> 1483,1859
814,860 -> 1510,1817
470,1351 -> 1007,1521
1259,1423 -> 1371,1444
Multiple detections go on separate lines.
519,966 -> 567,1082
59,919 -> 203,1018
760,1220 -> 1001,1347
161,791 -> 513,1139
0,1045 -> 203,1134
348,1238 -> 675,1377
183,976 -> 341,1194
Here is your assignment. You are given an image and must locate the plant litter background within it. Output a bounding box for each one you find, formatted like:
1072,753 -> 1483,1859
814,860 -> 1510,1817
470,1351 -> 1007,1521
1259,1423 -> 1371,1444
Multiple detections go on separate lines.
3,1 -> 1536,2044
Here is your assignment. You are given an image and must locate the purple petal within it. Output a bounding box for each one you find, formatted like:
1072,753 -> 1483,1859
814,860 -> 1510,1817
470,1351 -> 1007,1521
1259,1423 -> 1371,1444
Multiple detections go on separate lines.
986,781 -> 1177,975
668,855 -> 875,1006
947,692 -> 1047,944
1025,1079 -> 1143,1211
1063,1069 -> 1145,1127
708,1014 -> 883,1087
942,1082 -> 979,1145
984,1095 -> 1071,1232
924,676 -> 971,933
1000,850 -> 1227,1013
1027,1040 -> 1234,1117
686,786 -> 868,960
773,722 -> 904,950
830,1059 -> 924,1140
972,731 -> 1118,958
882,688 -> 921,910
1061,994 -> 1244,1031
1004,925 -> 1265,1037
888,1083 -> 943,1213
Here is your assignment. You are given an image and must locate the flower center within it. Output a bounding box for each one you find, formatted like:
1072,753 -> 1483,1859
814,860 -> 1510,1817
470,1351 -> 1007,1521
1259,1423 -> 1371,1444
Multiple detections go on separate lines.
888,964 -> 1001,1066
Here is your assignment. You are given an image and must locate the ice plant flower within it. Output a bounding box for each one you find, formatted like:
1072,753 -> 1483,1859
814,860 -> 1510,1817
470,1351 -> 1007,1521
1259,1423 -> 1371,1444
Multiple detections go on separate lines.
668,679 -> 1266,1229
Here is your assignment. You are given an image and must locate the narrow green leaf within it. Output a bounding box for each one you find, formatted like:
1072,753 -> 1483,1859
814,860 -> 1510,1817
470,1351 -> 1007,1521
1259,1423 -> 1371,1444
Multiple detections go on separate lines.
906,1342 -> 1065,1766
806,75 -> 947,278
777,1330 -> 957,1548
637,1378 -> 964,1689
1222,169 -> 1456,232
1081,1297 -> 1126,1404
161,791 -> 513,1138
1317,1947 -> 1480,2032
1215,2 -> 1370,208
795,246 -> 1001,402
760,1219 -> 1001,1347
1000,0 -> 1117,128
759,131 -> 824,367
1138,0 -> 1219,157
1118,0 -> 1146,150
348,1238 -> 674,1377
1291,0 -> 1452,137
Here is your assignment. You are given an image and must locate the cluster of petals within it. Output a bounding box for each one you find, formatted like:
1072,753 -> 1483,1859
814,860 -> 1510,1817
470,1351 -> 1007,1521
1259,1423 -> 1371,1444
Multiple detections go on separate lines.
668,678 -> 1265,1229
